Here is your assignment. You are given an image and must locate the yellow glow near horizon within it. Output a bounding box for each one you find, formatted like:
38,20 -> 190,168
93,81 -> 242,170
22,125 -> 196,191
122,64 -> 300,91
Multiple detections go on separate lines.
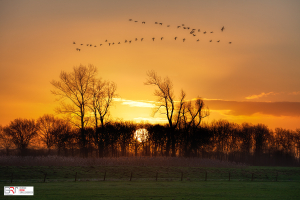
0,1 -> 300,131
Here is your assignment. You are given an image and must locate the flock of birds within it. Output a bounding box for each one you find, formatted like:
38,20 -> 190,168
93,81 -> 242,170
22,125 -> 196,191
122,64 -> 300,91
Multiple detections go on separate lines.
74,19 -> 231,51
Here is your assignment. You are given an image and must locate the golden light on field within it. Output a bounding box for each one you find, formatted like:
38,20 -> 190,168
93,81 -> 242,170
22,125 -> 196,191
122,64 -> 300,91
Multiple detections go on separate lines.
134,128 -> 149,142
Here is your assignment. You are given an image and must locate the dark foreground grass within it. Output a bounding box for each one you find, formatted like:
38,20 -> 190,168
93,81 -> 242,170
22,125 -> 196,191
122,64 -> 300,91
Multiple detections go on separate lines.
1,166 -> 300,182
1,181 -> 300,200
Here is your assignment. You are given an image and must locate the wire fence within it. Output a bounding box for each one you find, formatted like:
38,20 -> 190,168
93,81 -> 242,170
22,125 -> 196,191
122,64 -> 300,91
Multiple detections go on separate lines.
1,166 -> 300,183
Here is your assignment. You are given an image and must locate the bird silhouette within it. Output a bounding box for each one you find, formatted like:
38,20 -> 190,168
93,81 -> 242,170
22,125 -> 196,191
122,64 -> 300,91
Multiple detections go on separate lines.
167,25 -> 170,27
86,44 -> 89,46
118,42 -> 120,44
209,40 -> 212,42
183,38 -> 185,42
109,43 -> 111,46
142,21 -> 145,24
210,31 -> 213,33
161,37 -> 163,40
187,27 -> 190,29
183,27 -> 187,29
135,38 -> 138,41
100,44 -> 102,46
94,45 -> 96,47
134,21 -> 138,22
182,24 -> 184,26
175,37 -> 177,40
105,40 -> 107,42
90,44 -> 92,47
80,44 -> 83,45
203,31 -> 206,34
129,19 -> 132,21
152,37 -> 155,41
155,22 -> 158,24
73,42 -> 75,44
198,29 -> 200,32
78,49 -> 80,51
217,40 -> 220,42
177,26 -> 181,28
193,34 -> 196,36
159,23 -> 163,25
141,38 -> 144,41
125,40 -> 128,43
112,43 -> 114,45
197,39 -> 200,42
221,26 -> 225,31
129,40 -> 131,43
229,42 -> 232,44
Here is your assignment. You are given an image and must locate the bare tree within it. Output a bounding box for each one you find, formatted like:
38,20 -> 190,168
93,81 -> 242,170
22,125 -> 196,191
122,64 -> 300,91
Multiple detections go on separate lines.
179,98 -> 210,156
180,98 -> 210,130
87,77 -> 117,157
89,79 -> 117,128
51,64 -> 97,157
0,125 -> 14,155
3,118 -> 38,156
145,70 -> 185,156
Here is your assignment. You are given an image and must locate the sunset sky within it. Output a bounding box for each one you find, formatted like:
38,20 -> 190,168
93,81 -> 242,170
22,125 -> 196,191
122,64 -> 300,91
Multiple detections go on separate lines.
1,0 -> 300,130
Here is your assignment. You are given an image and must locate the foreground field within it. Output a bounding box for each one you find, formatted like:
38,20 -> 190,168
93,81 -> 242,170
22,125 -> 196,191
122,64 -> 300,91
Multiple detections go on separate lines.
1,156 -> 300,199
1,165 -> 300,183
2,181 -> 300,200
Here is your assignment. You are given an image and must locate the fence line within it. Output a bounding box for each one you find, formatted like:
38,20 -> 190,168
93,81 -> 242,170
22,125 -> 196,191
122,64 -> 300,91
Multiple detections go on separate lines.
3,170 -> 295,183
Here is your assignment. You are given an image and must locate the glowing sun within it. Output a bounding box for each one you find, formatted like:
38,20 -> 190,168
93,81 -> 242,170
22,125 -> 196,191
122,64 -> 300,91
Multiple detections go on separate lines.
134,128 -> 149,142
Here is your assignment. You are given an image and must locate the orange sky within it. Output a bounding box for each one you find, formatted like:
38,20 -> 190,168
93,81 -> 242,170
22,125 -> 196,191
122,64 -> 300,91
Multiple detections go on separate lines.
1,0 -> 300,130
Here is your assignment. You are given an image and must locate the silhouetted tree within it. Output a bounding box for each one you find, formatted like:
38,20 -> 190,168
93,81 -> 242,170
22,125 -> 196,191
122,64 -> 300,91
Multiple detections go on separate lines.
116,121 -> 136,157
51,119 -> 74,156
3,118 -> 38,156
0,125 -> 14,155
89,78 -> 117,157
147,124 -> 167,156
178,98 -> 209,156
89,78 -> 117,128
37,114 -> 59,155
239,123 -> 255,154
145,70 -> 185,157
51,64 -> 97,157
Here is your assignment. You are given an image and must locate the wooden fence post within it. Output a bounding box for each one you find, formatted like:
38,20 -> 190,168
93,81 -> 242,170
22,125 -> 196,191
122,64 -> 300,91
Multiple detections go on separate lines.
75,172 -> 77,182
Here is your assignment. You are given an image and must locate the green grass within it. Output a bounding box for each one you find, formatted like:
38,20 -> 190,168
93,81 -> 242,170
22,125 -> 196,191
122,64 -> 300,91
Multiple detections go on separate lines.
1,181 -> 300,200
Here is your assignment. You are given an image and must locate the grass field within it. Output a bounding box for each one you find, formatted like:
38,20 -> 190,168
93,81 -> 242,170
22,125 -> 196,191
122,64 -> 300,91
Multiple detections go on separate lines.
2,181 -> 300,200
1,156 -> 300,199
1,165 -> 300,182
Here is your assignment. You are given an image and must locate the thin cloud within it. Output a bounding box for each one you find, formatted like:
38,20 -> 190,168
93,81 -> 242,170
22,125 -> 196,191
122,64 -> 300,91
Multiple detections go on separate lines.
245,92 -> 276,100
114,98 -> 156,108
289,91 -> 300,95
204,100 -> 300,117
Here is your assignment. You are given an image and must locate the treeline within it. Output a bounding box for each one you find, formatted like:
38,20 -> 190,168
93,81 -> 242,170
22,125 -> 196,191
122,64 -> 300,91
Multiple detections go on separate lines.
1,116 -> 299,166
1,64 -> 299,166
